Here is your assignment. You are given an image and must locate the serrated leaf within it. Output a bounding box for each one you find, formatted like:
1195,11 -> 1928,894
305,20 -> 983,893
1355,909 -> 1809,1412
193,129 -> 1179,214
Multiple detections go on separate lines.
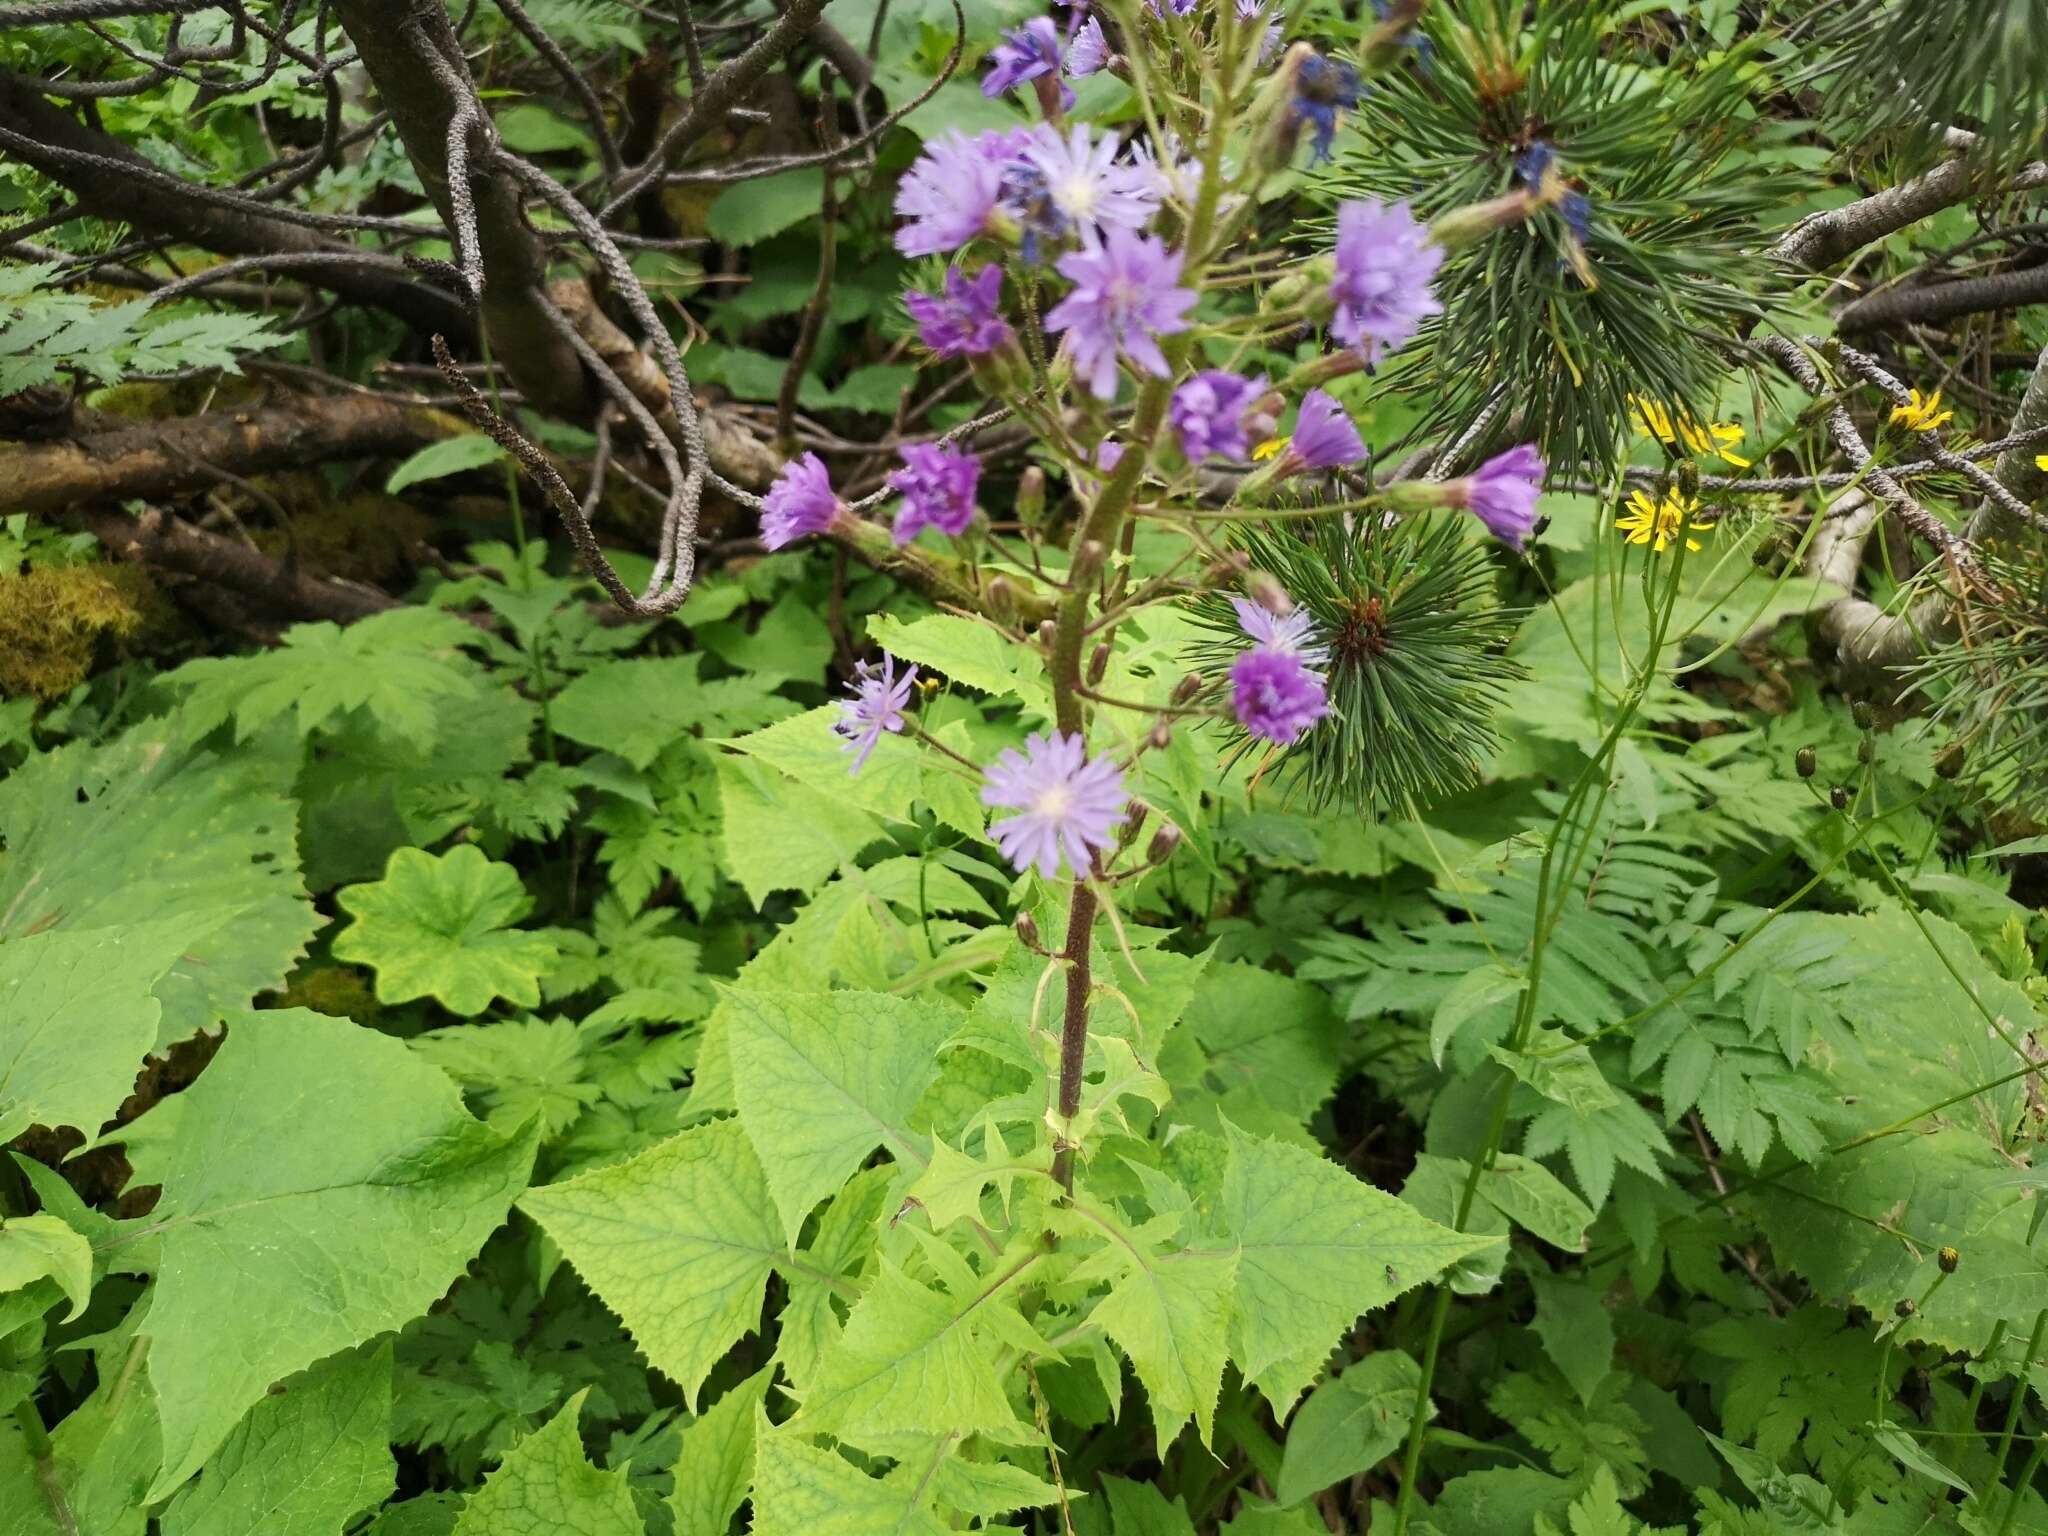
666,1366 -> 774,1536
749,1418 -> 947,1536
333,845 -> 560,1015
451,1393 -> 643,1536
1473,1154 -> 1595,1253
863,613 -> 1053,719
704,169 -> 825,247
723,989 -> 956,1244
0,717 -> 318,1052
1069,1201 -> 1237,1451
1529,1274 -> 1615,1407
1219,1127 -> 1495,1412
1275,1351 -> 1420,1506
518,1120 -> 782,1410
929,1457 -> 1069,1519
103,1009 -> 534,1497
160,1343 -> 395,1536
714,755 -> 885,909
796,1258 -> 1033,1448
0,919 -> 212,1144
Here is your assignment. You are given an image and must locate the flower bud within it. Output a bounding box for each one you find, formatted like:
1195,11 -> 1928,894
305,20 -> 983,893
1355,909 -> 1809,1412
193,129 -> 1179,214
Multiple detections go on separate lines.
1245,570 -> 1293,615
1148,719 -> 1172,752
1037,618 -> 1058,649
1016,466 -> 1046,526
1429,190 -> 1537,251
1938,1246 -> 1960,1275
1015,912 -> 1040,951
1087,641 -> 1111,686
1146,822 -> 1183,865
1795,747 -> 1817,779
1830,784 -> 1849,811
1894,1298 -> 1916,1318
1935,743 -> 1965,780
1172,672 -> 1204,705
1857,737 -> 1874,764
1852,699 -> 1874,730
1071,539 -> 1108,589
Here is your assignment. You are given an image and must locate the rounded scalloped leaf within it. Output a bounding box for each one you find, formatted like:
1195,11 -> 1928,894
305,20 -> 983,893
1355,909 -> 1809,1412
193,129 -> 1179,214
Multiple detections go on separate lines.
332,844 -> 559,1015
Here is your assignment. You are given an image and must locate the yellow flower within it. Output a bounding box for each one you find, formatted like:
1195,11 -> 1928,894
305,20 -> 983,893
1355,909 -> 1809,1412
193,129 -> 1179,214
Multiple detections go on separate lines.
1616,488 -> 1710,553
2035,453 -> 2048,472
1889,387 -> 1953,433
1627,394 -> 1750,468
1252,436 -> 1287,462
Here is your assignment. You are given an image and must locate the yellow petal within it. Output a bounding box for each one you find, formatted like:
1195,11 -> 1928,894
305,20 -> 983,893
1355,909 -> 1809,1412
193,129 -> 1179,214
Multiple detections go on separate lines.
1252,436 -> 1286,462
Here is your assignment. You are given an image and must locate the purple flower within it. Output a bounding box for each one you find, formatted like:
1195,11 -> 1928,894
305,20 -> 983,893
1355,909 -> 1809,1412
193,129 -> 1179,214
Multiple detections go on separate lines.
895,129 -> 1032,258
1329,197 -> 1444,363
890,441 -> 982,544
1147,0 -> 1197,13
1068,15 -> 1109,76
1286,388 -> 1367,470
1450,442 -> 1545,549
1170,370 -> 1269,461
905,265 -> 1013,358
1230,596 -> 1328,665
835,654 -> 917,773
760,452 -> 842,550
1045,228 -> 1197,400
1287,53 -> 1361,164
1231,647 -> 1329,744
984,17 -> 1073,110
981,730 -> 1128,878
1004,124 -> 1164,259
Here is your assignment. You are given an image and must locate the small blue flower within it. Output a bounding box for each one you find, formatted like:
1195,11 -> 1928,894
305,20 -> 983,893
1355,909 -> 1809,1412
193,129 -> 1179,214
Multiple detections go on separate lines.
1288,53 -> 1362,164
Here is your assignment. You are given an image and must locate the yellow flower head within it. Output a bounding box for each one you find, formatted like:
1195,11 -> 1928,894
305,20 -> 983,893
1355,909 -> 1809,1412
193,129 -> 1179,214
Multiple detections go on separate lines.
2035,453 -> 2048,472
1251,436 -> 1287,462
1889,387 -> 1953,434
1627,394 -> 1750,468
1616,488 -> 1710,553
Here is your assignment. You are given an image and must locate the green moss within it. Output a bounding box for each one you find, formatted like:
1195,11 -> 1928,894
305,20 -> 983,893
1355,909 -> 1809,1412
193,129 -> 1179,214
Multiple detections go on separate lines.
0,562 -> 164,698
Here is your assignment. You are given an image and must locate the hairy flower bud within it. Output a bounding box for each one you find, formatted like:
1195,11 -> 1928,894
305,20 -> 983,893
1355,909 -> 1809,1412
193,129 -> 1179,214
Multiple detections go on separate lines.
1145,821 -> 1182,865
1015,912 -> 1041,951
1172,672 -> 1204,705
1148,719 -> 1172,752
1852,699 -> 1874,730
1830,784 -> 1849,811
1087,641 -> 1111,686
1037,618 -> 1058,649
1938,1246 -> 1960,1274
1795,747 -> 1817,779
1245,569 -> 1293,615
1016,466 -> 1046,526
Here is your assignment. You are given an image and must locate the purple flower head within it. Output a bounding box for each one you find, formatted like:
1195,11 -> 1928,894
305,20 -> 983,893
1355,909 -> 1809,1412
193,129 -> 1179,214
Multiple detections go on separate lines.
1068,14 -> 1109,75
1288,52 -> 1361,164
1146,0 -> 1197,13
1231,647 -> 1330,745
905,265 -> 1013,358
1003,124 -> 1164,262
1450,442 -> 1545,549
1329,197 -> 1444,363
1287,388 -> 1367,470
1170,370 -> 1270,462
890,441 -> 982,544
984,17 -> 1074,110
981,730 -> 1128,879
895,129 -> 1033,258
1230,595 -> 1328,665
1044,228 -> 1197,400
1235,0 -> 1264,14
835,654 -> 917,773
760,452 -> 842,550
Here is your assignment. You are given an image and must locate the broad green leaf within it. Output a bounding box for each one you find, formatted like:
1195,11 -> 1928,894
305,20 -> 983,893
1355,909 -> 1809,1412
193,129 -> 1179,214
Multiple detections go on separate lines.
0,919 -> 211,1143
333,845 -> 560,1015
165,608 -> 487,750
1474,1153 -> 1596,1253
551,657 -> 793,771
160,1344 -> 395,1536
666,1366 -> 774,1536
384,433 -> 507,494
0,1343 -> 158,1536
518,1120 -> 783,1409
722,706 -> 982,837
1275,1352 -> 1420,1506
0,1213 -> 91,1321
929,1457 -> 1069,1519
1099,1475 -> 1198,1535
713,756 -> 885,909
1489,1031 -> 1621,1114
1067,1202 -> 1237,1451
1220,1127 -> 1496,1412
696,592 -> 834,685
750,1418 -> 946,1536
796,1259 -> 1033,1448
103,1009 -> 534,1497
864,613 -> 1053,719
704,169 -> 824,247
722,989 -> 957,1244
0,718 -> 317,1051
1183,964 -> 1344,1122
494,102 -> 596,156
1529,1274 -> 1615,1407
451,1393 -> 643,1536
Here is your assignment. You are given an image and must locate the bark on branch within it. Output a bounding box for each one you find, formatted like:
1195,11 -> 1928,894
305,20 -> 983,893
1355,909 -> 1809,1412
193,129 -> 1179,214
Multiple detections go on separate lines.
1771,153 -> 2048,272
1837,262 -> 2048,333
1,394 -> 454,515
